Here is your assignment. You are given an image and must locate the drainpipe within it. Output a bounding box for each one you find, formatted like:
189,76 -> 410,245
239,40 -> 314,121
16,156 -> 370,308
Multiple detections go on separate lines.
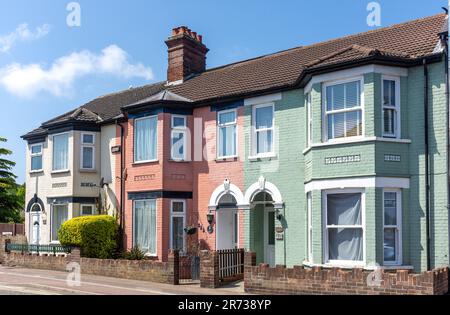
116,119 -> 125,251
423,58 -> 431,271
439,24 -> 450,270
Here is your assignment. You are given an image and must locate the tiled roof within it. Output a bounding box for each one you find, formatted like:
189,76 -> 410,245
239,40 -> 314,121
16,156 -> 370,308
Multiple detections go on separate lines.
167,13 -> 446,102
23,13 -> 446,139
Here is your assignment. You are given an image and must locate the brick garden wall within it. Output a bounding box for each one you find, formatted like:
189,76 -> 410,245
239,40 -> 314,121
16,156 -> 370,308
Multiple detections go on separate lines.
2,246 -> 180,285
0,235 -> 27,264
244,252 -> 449,295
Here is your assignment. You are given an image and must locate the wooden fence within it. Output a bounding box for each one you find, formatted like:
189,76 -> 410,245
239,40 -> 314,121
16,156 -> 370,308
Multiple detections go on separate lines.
0,223 -> 25,236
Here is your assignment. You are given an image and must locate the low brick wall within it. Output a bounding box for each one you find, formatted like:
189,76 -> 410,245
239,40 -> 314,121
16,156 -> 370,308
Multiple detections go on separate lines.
2,246 -> 180,285
244,252 -> 449,295
0,235 -> 27,264
200,250 -> 220,288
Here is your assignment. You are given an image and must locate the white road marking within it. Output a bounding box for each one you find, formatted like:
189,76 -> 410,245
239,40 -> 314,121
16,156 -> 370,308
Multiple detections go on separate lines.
0,270 -> 175,295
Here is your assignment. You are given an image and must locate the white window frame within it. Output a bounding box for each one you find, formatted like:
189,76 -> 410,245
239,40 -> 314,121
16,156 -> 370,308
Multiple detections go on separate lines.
323,188 -> 365,267
50,203 -> 69,243
80,204 -> 96,216
306,93 -> 313,148
381,76 -> 401,139
307,192 -> 313,263
252,103 -> 275,157
30,143 -> 43,172
170,199 -> 186,253
171,115 -> 187,161
80,132 -> 95,170
52,132 -> 70,172
132,199 -> 157,257
134,115 -> 158,163
322,77 -> 365,143
217,108 -> 238,159
383,189 -> 403,266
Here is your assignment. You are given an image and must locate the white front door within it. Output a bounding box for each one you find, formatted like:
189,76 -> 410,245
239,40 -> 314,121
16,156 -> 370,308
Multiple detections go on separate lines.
30,213 -> 40,245
264,208 -> 275,266
216,209 -> 238,250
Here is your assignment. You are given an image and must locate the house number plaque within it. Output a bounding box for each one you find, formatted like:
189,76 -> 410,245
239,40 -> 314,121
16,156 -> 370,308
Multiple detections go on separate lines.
275,227 -> 284,241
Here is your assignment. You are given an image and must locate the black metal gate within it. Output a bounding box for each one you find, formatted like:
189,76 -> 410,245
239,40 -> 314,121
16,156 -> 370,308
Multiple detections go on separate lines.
179,254 -> 200,283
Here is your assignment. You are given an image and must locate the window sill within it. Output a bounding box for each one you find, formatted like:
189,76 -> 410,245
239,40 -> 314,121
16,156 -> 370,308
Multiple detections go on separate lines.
302,261 -> 414,271
51,170 -> 70,175
29,170 -> 44,175
132,160 -> 159,166
248,153 -> 277,162
168,159 -> 190,163
216,156 -> 238,162
302,137 -> 412,154
79,169 -> 97,173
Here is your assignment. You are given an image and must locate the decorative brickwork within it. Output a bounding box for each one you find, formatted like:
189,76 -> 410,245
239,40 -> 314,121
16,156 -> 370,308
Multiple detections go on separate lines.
244,252 -> 449,295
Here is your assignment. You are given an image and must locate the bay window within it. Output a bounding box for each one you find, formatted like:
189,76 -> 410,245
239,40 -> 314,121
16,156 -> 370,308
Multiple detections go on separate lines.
133,199 -> 157,256
171,115 -> 187,161
383,190 -> 402,265
252,104 -> 274,156
325,191 -> 364,264
217,109 -> 237,158
170,200 -> 186,252
134,116 -> 157,162
307,192 -> 313,262
52,133 -> 69,171
325,80 -> 363,141
30,144 -> 43,171
51,204 -> 68,242
81,133 -> 95,170
382,78 -> 400,138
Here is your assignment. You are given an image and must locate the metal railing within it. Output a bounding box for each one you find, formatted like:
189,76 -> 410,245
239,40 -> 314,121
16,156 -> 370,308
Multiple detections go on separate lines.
218,248 -> 244,280
6,243 -> 72,255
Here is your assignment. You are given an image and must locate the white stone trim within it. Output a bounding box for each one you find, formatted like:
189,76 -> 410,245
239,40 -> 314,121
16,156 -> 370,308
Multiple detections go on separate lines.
244,180 -> 284,209
304,65 -> 408,93
208,183 -> 245,210
244,93 -> 282,106
304,176 -> 410,192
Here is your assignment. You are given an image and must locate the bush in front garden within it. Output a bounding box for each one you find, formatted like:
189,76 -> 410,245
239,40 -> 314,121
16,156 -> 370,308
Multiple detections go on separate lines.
58,215 -> 118,259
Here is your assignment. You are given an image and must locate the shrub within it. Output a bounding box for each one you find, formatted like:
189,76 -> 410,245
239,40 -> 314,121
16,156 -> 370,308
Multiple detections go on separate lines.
122,246 -> 145,260
58,215 -> 118,259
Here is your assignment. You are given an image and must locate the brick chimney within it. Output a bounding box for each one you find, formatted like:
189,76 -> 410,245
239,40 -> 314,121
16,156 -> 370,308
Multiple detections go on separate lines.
166,26 -> 209,84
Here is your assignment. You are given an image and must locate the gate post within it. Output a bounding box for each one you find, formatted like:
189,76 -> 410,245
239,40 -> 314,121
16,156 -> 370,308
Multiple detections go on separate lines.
168,250 -> 180,285
200,250 -> 219,288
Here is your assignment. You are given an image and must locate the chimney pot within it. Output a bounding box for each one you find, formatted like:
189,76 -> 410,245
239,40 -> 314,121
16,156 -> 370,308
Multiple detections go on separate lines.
166,26 -> 208,84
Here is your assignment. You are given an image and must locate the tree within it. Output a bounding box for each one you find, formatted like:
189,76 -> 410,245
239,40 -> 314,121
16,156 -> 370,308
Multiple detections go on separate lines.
0,137 -> 24,223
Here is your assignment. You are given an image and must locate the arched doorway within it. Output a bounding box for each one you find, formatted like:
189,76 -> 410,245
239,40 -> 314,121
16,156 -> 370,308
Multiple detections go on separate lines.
244,177 -> 284,266
29,203 -> 42,245
250,192 -> 275,266
208,179 -> 245,250
216,194 -> 239,250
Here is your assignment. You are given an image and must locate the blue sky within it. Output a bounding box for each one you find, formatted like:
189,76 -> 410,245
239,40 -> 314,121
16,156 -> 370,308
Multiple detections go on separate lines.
0,0 -> 447,183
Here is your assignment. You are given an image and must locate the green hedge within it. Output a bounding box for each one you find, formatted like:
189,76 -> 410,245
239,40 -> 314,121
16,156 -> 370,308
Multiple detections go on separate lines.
58,215 -> 118,259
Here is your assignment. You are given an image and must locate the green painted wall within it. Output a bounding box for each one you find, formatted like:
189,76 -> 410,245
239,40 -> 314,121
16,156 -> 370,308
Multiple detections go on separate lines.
242,62 -> 448,272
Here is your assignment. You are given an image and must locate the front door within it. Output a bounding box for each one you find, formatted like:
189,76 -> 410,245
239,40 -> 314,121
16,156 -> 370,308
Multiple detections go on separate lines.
264,208 -> 275,266
30,213 -> 40,245
216,209 -> 238,250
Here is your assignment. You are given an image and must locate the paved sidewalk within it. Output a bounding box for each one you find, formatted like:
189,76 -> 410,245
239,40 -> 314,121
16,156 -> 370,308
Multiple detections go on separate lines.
0,265 -> 246,295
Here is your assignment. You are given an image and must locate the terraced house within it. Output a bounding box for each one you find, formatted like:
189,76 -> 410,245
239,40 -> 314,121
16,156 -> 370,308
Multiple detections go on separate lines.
22,13 -> 449,273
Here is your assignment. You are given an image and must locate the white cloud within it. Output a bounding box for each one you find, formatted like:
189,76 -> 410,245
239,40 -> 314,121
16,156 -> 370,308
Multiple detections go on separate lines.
0,23 -> 50,53
0,45 -> 154,98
